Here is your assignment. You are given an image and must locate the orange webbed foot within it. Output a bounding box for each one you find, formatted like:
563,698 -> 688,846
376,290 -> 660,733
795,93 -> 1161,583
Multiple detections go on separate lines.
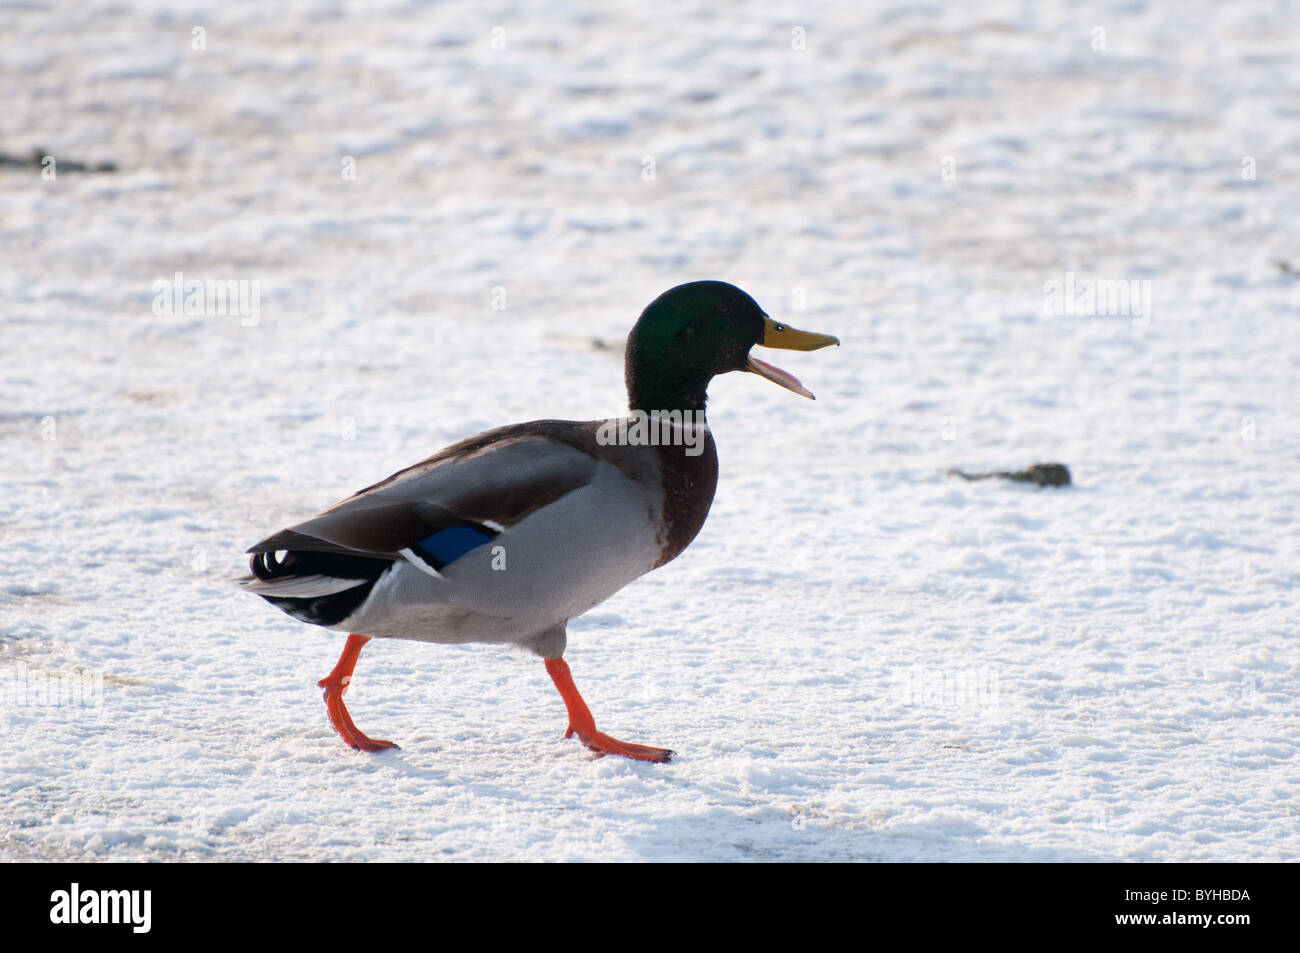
548,658 -> 673,763
318,634 -> 399,752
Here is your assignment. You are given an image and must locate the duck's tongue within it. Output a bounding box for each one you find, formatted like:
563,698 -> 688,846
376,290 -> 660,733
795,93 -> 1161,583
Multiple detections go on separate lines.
746,354 -> 815,400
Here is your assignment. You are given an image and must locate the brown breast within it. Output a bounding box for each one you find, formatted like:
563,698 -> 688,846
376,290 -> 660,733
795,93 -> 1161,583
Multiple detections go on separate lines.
652,429 -> 719,569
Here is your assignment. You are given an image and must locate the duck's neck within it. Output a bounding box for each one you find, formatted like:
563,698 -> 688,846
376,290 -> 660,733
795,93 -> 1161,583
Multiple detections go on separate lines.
623,354 -> 719,569
625,356 -> 710,417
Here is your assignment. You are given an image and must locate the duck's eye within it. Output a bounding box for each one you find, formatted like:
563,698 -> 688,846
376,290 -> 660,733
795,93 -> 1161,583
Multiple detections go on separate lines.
715,304 -> 731,315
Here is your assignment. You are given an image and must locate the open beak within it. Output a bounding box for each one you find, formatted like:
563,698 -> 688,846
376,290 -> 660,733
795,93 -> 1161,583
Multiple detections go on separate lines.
746,316 -> 840,399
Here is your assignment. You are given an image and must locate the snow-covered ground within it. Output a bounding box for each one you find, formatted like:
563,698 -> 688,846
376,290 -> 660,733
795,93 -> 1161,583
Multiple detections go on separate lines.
3,0 -> 1298,861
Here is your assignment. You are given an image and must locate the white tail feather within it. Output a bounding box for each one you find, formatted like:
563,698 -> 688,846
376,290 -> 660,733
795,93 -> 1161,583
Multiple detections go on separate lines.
242,574 -> 368,598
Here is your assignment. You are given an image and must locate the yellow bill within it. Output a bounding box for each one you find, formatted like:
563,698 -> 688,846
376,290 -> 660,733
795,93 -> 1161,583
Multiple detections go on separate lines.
746,316 -> 840,399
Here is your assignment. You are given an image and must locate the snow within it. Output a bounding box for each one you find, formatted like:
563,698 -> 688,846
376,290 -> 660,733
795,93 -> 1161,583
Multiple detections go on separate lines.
3,0 -> 1298,861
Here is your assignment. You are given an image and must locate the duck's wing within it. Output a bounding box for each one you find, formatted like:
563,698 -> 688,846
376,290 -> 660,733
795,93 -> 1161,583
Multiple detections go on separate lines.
244,420 -> 613,612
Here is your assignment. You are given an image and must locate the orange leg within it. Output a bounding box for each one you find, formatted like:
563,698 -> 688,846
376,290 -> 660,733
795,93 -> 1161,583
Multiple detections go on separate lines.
317,634 -> 398,752
544,657 -> 673,763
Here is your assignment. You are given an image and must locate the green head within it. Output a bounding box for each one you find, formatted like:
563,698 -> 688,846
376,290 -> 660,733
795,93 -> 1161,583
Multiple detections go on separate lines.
624,280 -> 839,413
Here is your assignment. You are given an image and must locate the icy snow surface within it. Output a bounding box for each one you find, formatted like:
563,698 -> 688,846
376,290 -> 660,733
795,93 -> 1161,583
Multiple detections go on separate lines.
3,0 -> 1298,861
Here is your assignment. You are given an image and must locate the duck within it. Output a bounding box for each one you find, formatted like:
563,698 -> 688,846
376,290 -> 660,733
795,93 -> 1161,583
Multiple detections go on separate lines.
244,280 -> 839,762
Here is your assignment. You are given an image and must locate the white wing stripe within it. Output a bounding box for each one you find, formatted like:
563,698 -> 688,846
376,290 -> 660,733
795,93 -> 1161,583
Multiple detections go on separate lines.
399,547 -> 446,579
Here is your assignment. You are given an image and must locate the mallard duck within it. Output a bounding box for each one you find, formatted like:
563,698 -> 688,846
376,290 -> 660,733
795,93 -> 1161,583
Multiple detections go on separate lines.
244,281 -> 838,761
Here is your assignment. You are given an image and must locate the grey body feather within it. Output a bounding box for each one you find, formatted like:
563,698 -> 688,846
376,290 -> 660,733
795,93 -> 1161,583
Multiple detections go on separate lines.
244,419 -> 696,658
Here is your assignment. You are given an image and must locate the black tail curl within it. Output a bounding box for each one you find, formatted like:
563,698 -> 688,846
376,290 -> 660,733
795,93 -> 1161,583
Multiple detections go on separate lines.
249,548 -> 395,628
249,549 -> 394,582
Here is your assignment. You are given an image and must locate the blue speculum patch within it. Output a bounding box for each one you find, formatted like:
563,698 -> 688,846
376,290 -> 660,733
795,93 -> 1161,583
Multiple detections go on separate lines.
415,525 -> 495,568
